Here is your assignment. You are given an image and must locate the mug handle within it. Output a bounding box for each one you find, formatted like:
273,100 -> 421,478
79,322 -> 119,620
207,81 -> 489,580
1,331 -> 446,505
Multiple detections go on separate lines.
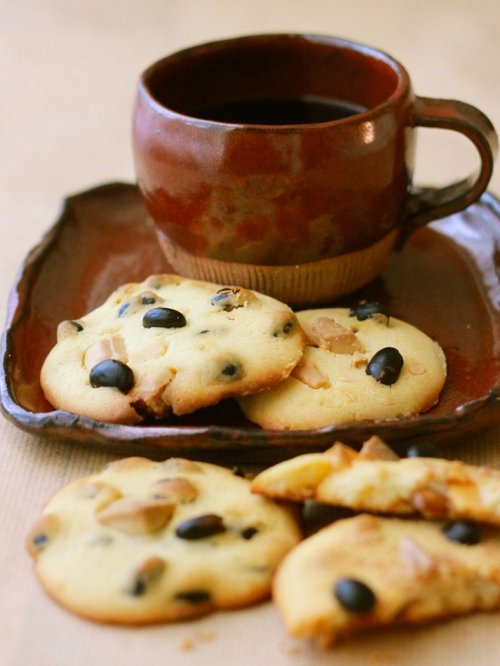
402,96 -> 498,243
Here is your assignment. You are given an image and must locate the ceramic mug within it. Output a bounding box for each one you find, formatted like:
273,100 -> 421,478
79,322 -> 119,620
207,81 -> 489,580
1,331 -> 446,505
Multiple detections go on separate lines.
132,34 -> 497,301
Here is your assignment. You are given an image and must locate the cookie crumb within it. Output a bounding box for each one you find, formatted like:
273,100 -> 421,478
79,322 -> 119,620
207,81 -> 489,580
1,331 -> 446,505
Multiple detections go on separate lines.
179,637 -> 195,651
179,629 -> 216,651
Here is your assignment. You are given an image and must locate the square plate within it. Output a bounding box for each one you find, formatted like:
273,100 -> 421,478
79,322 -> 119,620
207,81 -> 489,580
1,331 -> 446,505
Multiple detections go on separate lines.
1,183 -> 499,463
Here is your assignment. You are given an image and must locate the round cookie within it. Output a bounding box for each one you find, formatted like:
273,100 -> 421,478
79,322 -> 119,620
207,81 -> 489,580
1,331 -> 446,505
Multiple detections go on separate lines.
26,456 -> 302,624
40,274 -> 305,423
273,514 -> 500,647
238,306 -> 446,429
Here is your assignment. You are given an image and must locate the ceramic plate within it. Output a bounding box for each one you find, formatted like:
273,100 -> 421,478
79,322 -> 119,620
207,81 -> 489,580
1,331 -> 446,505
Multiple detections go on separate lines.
1,183 -> 499,462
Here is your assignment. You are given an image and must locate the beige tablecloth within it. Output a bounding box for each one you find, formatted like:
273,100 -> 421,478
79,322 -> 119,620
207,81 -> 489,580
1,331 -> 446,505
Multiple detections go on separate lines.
1,2 -> 499,664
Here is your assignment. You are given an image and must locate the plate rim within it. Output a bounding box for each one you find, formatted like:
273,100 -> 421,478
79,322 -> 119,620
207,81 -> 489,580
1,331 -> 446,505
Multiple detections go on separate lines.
1,182 -> 499,457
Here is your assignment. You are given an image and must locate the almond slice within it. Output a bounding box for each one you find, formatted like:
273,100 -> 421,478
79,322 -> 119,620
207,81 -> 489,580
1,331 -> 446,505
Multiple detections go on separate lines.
324,442 -> 358,469
411,485 -> 450,518
306,317 -> 362,354
159,459 -> 204,474
57,320 -> 83,341
125,555 -> 167,595
291,358 -> 330,388
398,536 -> 437,578
77,481 -> 122,510
96,498 -> 175,535
84,334 -> 127,370
359,436 -> 400,461
153,477 -> 198,503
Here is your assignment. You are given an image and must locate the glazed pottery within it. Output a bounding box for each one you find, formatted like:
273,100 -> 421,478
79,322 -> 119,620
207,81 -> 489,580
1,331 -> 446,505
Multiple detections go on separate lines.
133,34 -> 497,296
1,182 -> 499,462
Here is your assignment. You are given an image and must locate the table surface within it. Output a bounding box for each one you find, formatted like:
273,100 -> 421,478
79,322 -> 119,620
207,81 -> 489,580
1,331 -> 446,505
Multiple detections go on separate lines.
1,1 -> 499,665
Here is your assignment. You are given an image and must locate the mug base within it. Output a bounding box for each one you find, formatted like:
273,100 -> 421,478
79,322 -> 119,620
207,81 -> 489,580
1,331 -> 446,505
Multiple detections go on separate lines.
157,228 -> 399,306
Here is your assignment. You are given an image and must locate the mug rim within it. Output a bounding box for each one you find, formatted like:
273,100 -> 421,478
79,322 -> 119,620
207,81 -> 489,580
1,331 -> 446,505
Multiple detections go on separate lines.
137,33 -> 411,130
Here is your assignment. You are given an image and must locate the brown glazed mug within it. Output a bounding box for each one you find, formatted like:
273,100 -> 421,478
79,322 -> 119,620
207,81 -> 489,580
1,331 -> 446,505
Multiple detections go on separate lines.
132,34 -> 497,303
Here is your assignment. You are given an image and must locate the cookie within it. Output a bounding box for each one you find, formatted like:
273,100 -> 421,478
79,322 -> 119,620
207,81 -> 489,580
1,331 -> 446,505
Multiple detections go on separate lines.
26,456 -> 302,624
251,436 -> 500,525
273,514 -> 500,647
238,305 -> 446,429
40,274 -> 305,423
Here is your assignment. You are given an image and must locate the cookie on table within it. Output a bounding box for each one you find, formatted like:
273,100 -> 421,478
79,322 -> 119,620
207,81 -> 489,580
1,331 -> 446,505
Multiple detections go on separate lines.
273,513 -> 500,647
26,456 -> 302,624
238,304 -> 446,429
40,274 -> 305,423
251,436 -> 500,525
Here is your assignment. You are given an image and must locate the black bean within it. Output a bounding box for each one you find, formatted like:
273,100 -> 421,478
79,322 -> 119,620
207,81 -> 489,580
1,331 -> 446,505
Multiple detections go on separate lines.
211,291 -> 231,306
143,307 -> 186,329
334,578 -> 376,613
273,320 -> 294,337
70,320 -> 83,332
175,590 -> 211,604
89,359 -> 134,393
32,533 -> 49,549
118,293 -> 157,317
406,443 -> 441,458
366,347 -> 403,385
442,520 -> 481,545
210,287 -> 242,312
128,578 -> 147,596
175,514 -> 226,540
349,301 -> 389,321
241,527 -> 259,540
117,301 -> 131,317
221,362 -> 242,379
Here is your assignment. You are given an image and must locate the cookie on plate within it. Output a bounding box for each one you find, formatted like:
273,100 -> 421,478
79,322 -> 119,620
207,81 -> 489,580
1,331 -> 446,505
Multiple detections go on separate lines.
238,304 -> 446,429
40,274 -> 305,423
26,456 -> 302,624
273,513 -> 500,647
251,436 -> 500,525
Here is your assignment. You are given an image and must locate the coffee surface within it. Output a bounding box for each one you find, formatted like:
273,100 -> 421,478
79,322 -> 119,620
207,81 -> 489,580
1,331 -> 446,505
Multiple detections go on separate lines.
192,95 -> 366,125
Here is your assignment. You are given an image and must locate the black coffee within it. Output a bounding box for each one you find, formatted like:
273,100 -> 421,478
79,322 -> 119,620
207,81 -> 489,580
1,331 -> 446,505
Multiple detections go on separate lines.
193,95 -> 366,125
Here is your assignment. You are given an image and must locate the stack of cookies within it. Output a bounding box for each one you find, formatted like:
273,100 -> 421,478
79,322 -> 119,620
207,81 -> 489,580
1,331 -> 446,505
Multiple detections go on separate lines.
251,436 -> 500,646
40,273 -> 447,429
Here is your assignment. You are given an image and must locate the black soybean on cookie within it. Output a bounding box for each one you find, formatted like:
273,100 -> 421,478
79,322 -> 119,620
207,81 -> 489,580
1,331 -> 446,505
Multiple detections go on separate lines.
238,307 -> 446,429
26,457 -> 302,624
273,514 -> 500,647
40,274 -> 305,423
